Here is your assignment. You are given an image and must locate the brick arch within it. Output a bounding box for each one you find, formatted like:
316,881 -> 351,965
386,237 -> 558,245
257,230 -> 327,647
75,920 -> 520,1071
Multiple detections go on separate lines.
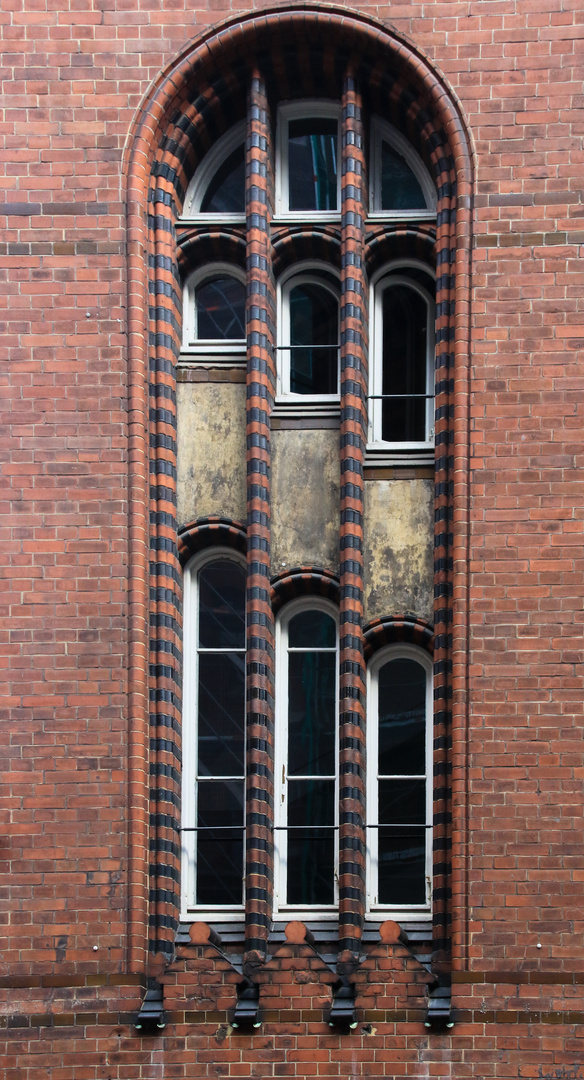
365,224 -> 436,280
270,566 -> 341,613
125,3 -> 473,970
177,231 -> 246,278
363,614 -> 434,660
177,517 -> 247,567
272,227 -> 342,278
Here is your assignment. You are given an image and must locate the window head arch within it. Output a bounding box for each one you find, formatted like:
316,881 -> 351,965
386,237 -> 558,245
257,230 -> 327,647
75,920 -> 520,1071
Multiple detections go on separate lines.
369,263 -> 435,456
370,119 -> 436,217
181,122 -> 246,220
367,643 -> 432,916
182,549 -> 247,915
182,264 -> 246,354
277,264 -> 340,403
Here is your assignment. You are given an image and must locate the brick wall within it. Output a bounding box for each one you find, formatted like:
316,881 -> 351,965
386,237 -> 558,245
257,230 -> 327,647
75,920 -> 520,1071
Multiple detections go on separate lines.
1,0 -> 583,1075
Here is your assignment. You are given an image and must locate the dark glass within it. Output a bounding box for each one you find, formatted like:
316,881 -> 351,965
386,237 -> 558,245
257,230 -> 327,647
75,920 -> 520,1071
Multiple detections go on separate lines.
200,144 -> 245,214
196,276 -> 245,340
381,285 -> 429,442
289,283 -> 338,395
198,560 -> 245,648
288,609 -> 336,648
378,779 -> 426,825
288,118 -> 338,211
378,658 -> 426,776
377,829 -> 426,906
198,652 -> 245,776
288,651 -> 336,776
287,778 -> 335,905
380,141 -> 426,210
196,780 -> 244,905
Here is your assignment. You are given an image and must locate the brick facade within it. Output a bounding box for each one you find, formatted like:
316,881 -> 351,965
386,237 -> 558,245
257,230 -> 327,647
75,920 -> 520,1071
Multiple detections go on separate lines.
2,0 -> 583,1076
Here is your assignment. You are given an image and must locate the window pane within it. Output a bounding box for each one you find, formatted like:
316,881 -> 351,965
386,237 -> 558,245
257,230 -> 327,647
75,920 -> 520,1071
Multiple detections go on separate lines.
378,658 -> 426,776
199,561 -> 245,648
378,779 -> 426,825
289,283 -> 338,395
288,118 -> 338,211
198,652 -> 245,776
200,144 -> 245,213
196,780 -> 244,905
289,609 -> 336,648
380,141 -> 426,210
288,651 -> 336,775
381,285 -> 428,442
377,829 -> 426,906
287,779 -> 335,904
196,276 -> 245,340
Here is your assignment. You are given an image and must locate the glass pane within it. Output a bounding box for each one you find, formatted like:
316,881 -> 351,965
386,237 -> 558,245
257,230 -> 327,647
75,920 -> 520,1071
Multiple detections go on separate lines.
288,118 -> 338,211
378,779 -> 426,825
289,283 -> 338,395
289,609 -> 336,648
200,144 -> 245,214
381,285 -> 429,442
380,141 -> 426,210
198,652 -> 245,776
196,276 -> 245,340
196,780 -> 244,905
288,651 -> 336,775
377,829 -> 426,906
199,560 -> 245,648
287,778 -> 335,905
378,658 -> 426,776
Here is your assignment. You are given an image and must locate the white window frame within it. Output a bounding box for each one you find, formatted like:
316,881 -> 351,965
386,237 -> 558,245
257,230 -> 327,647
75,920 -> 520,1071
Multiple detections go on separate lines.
275,101 -> 341,221
276,262 -> 340,413
181,262 -> 246,360
369,117 -> 436,220
368,261 -> 435,456
273,597 -> 340,918
180,121 -> 246,223
181,547 -> 247,920
366,643 -> 433,920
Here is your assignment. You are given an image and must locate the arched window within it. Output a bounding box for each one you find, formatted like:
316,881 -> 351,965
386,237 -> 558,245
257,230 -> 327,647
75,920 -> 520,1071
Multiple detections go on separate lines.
277,266 -> 340,403
274,599 -> 339,914
181,550 -> 247,915
276,102 -> 341,218
369,266 -> 435,454
182,265 -> 246,355
366,645 -> 433,915
369,118 -> 436,217
181,122 -> 246,220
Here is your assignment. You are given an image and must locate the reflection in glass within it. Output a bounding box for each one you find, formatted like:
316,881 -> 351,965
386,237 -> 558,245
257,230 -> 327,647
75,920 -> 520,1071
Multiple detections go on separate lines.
289,283 -> 338,395
196,276 -> 245,340
381,285 -> 428,442
196,780 -> 244,905
288,118 -> 338,211
379,779 -> 426,825
380,141 -> 426,211
287,779 -> 335,905
377,829 -> 426,905
378,658 -> 426,775
198,652 -> 245,776
288,651 -> 336,775
198,561 -> 245,648
201,144 -> 245,214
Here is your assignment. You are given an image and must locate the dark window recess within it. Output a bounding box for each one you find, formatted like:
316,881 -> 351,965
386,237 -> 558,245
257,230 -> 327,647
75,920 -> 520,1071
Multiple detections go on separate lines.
200,144 -> 245,214
380,141 -> 426,211
196,276 -> 245,340
289,283 -> 338,395
288,118 -> 338,211
381,285 -> 428,442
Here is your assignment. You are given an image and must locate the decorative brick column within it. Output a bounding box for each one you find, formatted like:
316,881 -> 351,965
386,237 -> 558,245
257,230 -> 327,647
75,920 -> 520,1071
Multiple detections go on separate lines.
244,70 -> 276,959
338,71 -> 368,960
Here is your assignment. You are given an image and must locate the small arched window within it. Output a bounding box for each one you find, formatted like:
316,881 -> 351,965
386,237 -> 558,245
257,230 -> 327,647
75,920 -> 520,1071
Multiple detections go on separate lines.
370,119 -> 436,217
181,122 -> 246,220
182,265 -> 246,355
181,551 -> 247,914
369,266 -> 435,452
274,600 -> 339,913
277,267 -> 340,403
276,102 -> 341,218
367,645 -> 432,914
